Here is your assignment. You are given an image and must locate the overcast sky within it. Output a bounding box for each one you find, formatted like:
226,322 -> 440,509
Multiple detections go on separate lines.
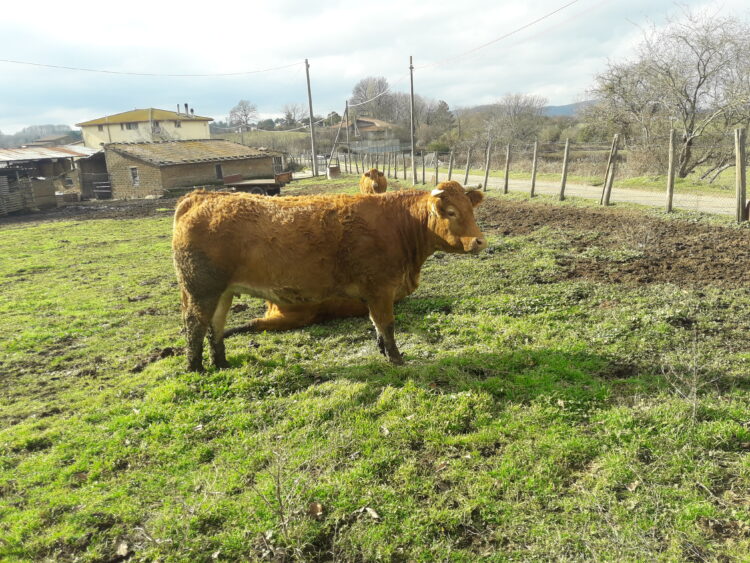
0,0 -> 747,134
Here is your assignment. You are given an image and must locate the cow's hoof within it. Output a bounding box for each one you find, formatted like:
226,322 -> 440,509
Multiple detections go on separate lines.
187,361 -> 205,373
387,353 -> 405,366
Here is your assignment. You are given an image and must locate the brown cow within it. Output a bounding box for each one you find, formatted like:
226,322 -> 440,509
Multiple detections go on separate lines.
359,168 -> 387,194
172,181 -> 485,371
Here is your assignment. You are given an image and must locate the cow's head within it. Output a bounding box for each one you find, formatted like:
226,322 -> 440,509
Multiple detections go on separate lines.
427,181 -> 486,254
363,168 -> 384,190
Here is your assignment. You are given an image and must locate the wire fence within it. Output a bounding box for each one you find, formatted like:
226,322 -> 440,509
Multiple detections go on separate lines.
292,131 -> 749,219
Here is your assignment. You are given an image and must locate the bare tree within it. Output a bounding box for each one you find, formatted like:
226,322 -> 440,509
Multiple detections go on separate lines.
281,103 -> 308,129
350,76 -> 392,120
228,100 -> 258,129
489,93 -> 548,143
590,9 -> 750,177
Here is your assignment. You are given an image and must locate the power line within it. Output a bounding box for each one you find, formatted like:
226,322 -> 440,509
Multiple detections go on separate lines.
416,0 -> 581,70
0,58 -> 304,77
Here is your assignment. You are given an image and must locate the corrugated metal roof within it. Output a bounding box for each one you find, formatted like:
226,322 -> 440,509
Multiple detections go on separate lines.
77,108 -> 213,127
0,145 -> 101,163
105,139 -> 275,166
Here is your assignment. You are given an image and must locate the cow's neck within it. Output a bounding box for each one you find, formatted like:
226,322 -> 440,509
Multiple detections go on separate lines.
392,192 -> 439,289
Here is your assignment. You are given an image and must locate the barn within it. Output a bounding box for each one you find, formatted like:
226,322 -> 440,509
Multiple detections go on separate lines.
103,139 -> 285,199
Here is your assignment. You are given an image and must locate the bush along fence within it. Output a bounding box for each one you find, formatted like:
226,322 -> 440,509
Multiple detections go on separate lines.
292,127 -> 749,222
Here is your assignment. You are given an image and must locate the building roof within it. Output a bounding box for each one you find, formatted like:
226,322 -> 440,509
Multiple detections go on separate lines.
339,117 -> 395,132
0,145 -> 101,163
104,139 -> 276,166
77,108 -> 213,127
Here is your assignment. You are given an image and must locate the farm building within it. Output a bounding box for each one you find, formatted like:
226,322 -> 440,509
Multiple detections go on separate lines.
24,134 -> 78,148
103,139 -> 286,199
77,106 -> 213,149
339,116 -> 400,153
0,145 -> 101,214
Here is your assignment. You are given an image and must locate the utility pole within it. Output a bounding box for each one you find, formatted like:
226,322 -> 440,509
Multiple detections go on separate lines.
305,58 -> 318,176
345,101 -> 351,173
409,56 -> 417,185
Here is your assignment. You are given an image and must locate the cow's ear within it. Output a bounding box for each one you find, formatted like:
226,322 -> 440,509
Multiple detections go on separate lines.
364,171 -> 371,178
466,189 -> 484,208
378,171 -> 384,177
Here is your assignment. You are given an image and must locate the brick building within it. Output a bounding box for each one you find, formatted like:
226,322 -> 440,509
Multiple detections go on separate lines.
103,139 -> 283,198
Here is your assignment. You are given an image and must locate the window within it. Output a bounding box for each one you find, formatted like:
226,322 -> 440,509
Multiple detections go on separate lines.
97,125 -> 104,132
125,122 -> 137,130
129,167 -> 140,187
174,120 -> 181,128
152,121 -> 161,133
215,164 -> 223,180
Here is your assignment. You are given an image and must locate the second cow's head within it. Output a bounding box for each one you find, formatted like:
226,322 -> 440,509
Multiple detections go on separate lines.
427,181 -> 486,254
363,168 -> 386,192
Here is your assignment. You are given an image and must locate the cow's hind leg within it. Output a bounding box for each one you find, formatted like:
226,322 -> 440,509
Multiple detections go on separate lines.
366,295 -> 403,365
207,290 -> 234,368
175,249 -> 230,372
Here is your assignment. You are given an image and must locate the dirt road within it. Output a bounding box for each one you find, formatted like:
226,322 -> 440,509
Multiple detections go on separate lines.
459,173 -> 737,216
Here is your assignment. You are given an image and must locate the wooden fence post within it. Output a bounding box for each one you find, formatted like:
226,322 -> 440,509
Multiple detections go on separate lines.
736,127 -> 747,222
482,141 -> 492,192
600,134 -> 618,204
602,134 -> 620,206
666,129 -> 676,212
559,138 -> 570,201
403,152 -> 407,181
434,152 -> 439,186
421,151 -> 426,184
447,151 -> 454,181
503,143 -> 511,194
464,148 -> 472,186
530,140 -> 539,197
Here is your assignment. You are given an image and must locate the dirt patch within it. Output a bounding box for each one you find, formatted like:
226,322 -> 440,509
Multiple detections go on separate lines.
477,198 -> 750,288
0,197 -> 179,225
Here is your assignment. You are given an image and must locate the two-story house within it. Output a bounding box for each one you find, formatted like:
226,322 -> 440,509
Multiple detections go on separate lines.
76,107 -> 213,149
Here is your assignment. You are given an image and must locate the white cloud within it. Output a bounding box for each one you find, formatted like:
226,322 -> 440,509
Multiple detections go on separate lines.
0,0 -> 747,133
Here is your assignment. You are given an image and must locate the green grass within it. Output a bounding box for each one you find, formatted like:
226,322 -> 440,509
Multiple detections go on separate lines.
1,191 -> 750,561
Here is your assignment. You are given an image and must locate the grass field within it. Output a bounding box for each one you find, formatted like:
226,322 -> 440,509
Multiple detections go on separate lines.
1,179 -> 750,561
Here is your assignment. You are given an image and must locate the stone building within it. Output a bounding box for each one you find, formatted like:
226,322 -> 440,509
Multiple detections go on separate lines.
103,139 -> 282,198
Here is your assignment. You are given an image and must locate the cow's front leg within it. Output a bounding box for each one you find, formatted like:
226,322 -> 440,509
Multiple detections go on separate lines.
366,295 -> 403,365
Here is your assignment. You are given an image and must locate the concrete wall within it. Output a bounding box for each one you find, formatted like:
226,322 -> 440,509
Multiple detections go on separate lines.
82,120 -> 211,148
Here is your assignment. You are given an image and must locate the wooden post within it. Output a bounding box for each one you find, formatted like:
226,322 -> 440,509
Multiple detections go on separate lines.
559,138 -> 570,201
409,56 -> 418,184
600,134 -> 618,204
344,101 -> 351,174
304,59 -> 318,176
464,147 -> 472,185
503,143 -> 511,194
447,151 -> 454,181
434,152 -> 439,186
666,129 -> 676,212
403,152 -> 407,181
530,140 -> 538,197
736,127 -> 747,222
602,135 -> 620,206
421,151 -> 426,184
482,141 -> 492,192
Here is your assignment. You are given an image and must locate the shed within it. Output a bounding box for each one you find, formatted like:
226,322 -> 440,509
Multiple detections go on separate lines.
103,139 -> 283,198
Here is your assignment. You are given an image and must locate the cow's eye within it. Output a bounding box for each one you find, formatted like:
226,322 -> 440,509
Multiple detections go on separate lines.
446,209 -> 457,218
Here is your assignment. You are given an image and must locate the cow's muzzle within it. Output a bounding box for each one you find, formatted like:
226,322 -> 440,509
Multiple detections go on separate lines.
468,237 -> 486,254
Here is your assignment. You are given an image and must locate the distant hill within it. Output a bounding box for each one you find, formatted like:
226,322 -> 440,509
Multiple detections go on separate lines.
543,101 -> 594,117
455,100 -> 594,119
